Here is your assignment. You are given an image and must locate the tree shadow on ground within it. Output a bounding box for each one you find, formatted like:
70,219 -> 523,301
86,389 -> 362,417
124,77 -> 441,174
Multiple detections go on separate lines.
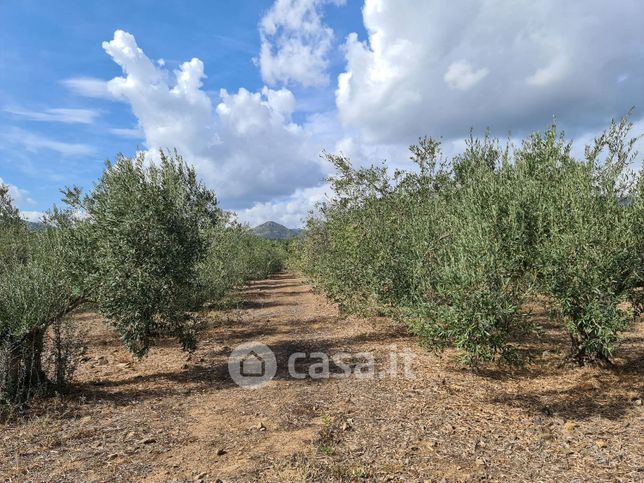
66,326 -> 409,410
487,370 -> 643,422
245,282 -> 304,291
235,300 -> 299,310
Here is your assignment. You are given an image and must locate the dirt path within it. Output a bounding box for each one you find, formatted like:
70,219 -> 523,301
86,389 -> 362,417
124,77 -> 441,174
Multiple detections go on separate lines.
1,272 -> 642,482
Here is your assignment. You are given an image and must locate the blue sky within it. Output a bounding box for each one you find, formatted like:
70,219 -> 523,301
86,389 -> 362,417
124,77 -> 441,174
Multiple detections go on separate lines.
2,0 -> 643,226
0,1 -> 363,221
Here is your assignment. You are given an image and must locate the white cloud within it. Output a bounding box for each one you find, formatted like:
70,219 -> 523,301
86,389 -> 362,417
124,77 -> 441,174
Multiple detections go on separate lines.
20,211 -> 45,223
0,177 -> 34,207
526,57 -> 567,87
3,128 -> 95,157
336,0 -> 644,143
0,178 -> 40,223
109,127 -> 144,139
100,30 -> 325,207
237,184 -> 330,227
61,77 -> 115,99
5,107 -> 100,124
444,61 -> 489,91
57,3 -> 644,227
258,0 -> 341,87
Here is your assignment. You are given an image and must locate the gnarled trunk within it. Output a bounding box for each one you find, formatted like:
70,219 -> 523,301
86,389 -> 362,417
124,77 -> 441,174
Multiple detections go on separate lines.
1,328 -> 47,404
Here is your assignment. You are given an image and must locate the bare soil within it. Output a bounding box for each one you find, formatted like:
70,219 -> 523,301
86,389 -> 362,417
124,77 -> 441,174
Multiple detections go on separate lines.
1,272 -> 642,482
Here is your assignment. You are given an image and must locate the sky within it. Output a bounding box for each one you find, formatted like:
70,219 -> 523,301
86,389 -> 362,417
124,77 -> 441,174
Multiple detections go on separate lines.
1,0 -> 643,227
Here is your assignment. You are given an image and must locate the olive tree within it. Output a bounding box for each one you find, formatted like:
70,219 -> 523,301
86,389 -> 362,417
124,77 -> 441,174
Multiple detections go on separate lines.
1,151 -> 219,404
1,184 -> 82,403
74,151 -> 220,357
299,117 -> 643,366
533,118 -> 643,364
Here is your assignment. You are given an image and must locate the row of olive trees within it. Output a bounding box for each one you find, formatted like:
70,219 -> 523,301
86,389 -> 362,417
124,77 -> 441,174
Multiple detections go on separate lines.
1,152 -> 285,405
297,117 -> 643,366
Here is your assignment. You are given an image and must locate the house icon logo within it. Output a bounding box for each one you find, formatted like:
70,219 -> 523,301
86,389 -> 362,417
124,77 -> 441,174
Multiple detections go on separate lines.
228,342 -> 277,389
241,351 -> 265,377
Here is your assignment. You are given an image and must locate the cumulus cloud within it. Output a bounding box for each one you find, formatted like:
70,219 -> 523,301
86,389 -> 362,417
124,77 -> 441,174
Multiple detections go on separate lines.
20,211 -> 45,223
0,177 -> 34,207
258,0 -> 341,87
5,107 -> 100,124
100,30 -> 325,208
62,2 -> 644,228
0,178 -> 43,223
336,0 -> 644,144
444,61 -> 489,91
237,184 -> 330,227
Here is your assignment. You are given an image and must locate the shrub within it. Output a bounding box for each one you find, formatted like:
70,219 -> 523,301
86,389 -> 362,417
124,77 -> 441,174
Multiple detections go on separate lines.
2,152 -> 217,403
299,117 -> 643,365
2,151 -> 287,406
0,202 -> 80,403
72,151 -> 219,357
533,118 -> 643,364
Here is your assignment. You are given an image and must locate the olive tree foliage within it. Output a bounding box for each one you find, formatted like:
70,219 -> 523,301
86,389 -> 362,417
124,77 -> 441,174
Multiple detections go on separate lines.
66,151 -> 220,357
0,184 -> 28,272
297,117 -> 643,366
533,118 -> 644,364
0,185 -> 81,404
1,151 -> 288,406
194,215 -> 287,305
2,152 -> 216,404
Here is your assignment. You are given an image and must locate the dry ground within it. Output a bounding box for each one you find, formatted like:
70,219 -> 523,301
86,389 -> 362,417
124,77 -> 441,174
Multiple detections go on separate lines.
1,272 -> 642,482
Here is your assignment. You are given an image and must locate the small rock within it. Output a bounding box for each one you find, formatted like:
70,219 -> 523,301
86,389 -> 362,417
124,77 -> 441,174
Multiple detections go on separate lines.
635,399 -> 642,406
475,457 -> 486,467
595,439 -> 607,448
341,421 -> 352,431
255,422 -> 266,431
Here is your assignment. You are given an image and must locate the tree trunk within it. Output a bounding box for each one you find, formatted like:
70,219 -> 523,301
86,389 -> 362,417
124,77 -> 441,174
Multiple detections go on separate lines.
570,333 -> 586,366
1,297 -> 86,404
1,328 -> 47,404
21,328 -> 47,398
2,340 -> 22,403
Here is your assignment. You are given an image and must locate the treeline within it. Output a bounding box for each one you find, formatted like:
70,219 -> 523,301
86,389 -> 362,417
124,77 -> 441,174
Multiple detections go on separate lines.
0,152 -> 285,405
297,118 -> 644,366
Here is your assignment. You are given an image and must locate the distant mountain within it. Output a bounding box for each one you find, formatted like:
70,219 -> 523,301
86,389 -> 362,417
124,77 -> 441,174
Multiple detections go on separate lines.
26,221 -> 46,232
252,221 -> 302,240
